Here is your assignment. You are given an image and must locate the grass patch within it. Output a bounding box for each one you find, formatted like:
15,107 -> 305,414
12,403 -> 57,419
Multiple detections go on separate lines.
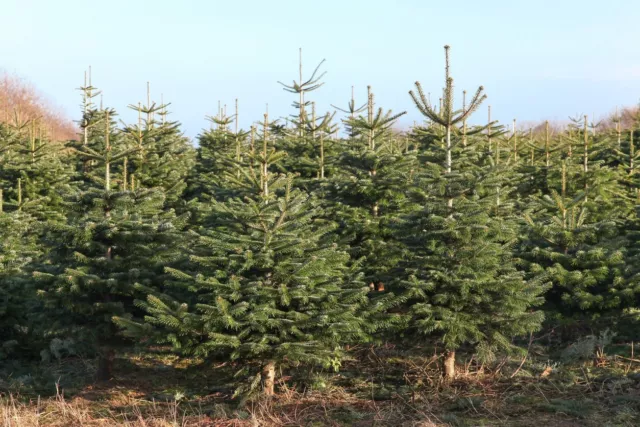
3,345 -> 640,426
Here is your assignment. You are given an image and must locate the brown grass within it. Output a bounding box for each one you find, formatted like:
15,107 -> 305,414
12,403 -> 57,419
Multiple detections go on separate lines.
3,345 -> 640,426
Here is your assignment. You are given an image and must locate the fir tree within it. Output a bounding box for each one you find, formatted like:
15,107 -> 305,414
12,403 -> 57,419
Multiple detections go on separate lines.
0,207 -> 40,359
326,86 -> 410,290
186,103 -> 249,201
519,159 -> 635,334
116,123 -> 372,397
36,103 -> 189,381
122,86 -> 195,207
278,48 -> 327,138
0,120 -> 75,222
397,46 -> 546,379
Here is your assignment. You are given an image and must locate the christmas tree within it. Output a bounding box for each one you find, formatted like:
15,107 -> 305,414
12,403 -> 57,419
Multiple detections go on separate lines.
121,86 -> 195,208
116,119 -> 372,396
396,46 -> 546,379
36,95 -> 189,380
0,205 -> 40,359
326,85 -> 411,291
519,158 -> 634,334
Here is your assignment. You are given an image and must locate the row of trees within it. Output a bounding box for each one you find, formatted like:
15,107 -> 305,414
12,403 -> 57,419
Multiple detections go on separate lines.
2,47 -> 640,397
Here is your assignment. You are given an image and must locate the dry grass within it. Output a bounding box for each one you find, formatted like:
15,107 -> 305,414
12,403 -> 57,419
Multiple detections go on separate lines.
1,388 -> 444,427
4,345 -> 640,426
2,388 -> 215,427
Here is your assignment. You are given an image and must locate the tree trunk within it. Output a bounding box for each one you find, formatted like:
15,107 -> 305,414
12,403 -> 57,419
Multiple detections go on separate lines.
96,348 -> 115,382
446,124 -> 453,209
443,351 -> 456,380
263,361 -> 276,396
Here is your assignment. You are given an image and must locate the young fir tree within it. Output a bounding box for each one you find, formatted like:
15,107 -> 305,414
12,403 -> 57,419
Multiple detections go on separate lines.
115,115 -> 373,397
396,46 -> 546,379
0,185 -> 41,359
326,86 -> 410,291
515,121 -> 568,201
186,102 -> 249,201
274,50 -> 344,188
276,101 -> 338,185
0,120 -> 72,359
278,48 -> 327,139
612,128 -> 640,208
68,75 -> 112,187
558,115 -> 627,222
36,101 -> 189,381
121,86 -> 195,208
0,119 -> 75,222
518,159 -> 634,334
625,202 -> 640,310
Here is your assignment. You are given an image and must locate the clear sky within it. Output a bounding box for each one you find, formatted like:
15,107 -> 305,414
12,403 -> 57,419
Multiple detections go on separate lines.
1,0 -> 639,139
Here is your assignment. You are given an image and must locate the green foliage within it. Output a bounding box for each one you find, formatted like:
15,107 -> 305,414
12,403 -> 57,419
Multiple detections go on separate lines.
122,101 -> 196,207
0,211 -> 40,359
396,46 -> 546,361
116,141 -> 374,394
34,93 -> 189,377
3,46 -> 640,395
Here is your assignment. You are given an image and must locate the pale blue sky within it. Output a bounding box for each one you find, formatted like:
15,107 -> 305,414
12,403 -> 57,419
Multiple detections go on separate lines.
1,0 -> 639,138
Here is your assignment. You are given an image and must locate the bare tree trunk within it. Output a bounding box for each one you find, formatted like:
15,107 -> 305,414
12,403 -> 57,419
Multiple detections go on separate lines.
545,121 -> 550,167
105,111 -> 111,191
319,133 -> 325,179
96,348 -> 115,381
446,124 -> 453,208
630,129 -> 635,174
263,361 -> 276,396
443,351 -> 456,380
583,115 -> 589,202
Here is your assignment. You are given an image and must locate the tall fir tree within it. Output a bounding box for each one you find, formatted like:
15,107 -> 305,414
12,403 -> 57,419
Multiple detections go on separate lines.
396,46 -> 546,379
326,86 -> 410,291
36,96 -> 189,380
116,117 -> 373,397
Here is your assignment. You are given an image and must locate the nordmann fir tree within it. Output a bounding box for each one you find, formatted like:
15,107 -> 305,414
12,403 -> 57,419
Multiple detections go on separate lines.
0,118 -> 75,222
516,114 -> 633,337
517,158 -> 633,336
0,208 -> 41,360
121,84 -> 195,208
35,96 -> 189,381
278,48 -> 327,139
625,199 -> 640,324
275,50 -> 340,187
326,85 -> 411,292
69,75 -> 113,188
0,123 -> 43,360
115,112 -> 373,398
331,85 -> 367,139
559,115 -> 627,221
611,128 -> 640,211
186,101 -> 249,202
397,46 -> 546,379
515,121 -> 568,201
0,120 -> 74,360
276,100 -> 337,183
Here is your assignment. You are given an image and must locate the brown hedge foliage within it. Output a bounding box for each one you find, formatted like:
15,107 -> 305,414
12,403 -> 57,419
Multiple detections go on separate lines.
0,72 -> 76,141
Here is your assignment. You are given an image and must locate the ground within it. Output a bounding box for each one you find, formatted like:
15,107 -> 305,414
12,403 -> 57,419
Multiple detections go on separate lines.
3,343 -> 640,426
